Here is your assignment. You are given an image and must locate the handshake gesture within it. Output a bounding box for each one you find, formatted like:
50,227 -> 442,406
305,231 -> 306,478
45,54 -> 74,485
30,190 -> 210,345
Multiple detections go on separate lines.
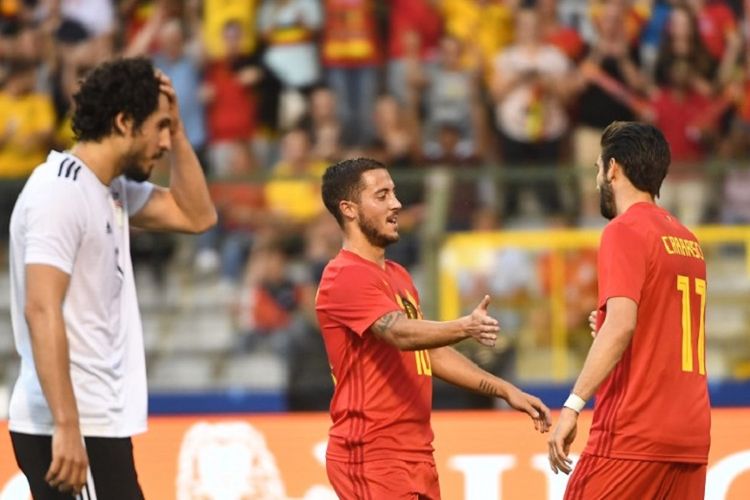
462,295 -> 500,347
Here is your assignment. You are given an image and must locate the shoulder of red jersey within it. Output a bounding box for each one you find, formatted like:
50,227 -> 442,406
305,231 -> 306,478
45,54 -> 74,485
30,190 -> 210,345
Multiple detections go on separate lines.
319,253 -> 383,289
603,211 -> 645,240
385,258 -> 410,276
607,203 -> 667,237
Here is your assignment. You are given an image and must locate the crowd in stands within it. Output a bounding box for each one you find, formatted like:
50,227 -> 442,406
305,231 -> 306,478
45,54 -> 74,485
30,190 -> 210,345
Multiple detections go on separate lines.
2,0 -> 750,406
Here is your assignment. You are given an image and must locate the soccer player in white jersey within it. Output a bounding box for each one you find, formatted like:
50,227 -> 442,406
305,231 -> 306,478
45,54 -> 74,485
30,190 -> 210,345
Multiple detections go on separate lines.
7,57 -> 216,498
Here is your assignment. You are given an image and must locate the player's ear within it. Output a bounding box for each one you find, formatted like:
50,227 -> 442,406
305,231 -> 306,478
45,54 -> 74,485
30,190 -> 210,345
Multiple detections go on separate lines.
607,158 -> 619,182
339,199 -> 357,222
113,112 -> 133,137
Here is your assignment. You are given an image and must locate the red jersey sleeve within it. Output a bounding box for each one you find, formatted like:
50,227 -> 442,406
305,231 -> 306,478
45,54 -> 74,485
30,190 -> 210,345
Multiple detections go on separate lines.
598,220 -> 648,307
320,265 -> 403,337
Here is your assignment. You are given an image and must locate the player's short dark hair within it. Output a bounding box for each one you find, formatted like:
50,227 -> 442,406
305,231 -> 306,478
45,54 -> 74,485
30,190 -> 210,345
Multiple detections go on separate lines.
72,57 -> 160,142
322,158 -> 386,227
601,121 -> 670,198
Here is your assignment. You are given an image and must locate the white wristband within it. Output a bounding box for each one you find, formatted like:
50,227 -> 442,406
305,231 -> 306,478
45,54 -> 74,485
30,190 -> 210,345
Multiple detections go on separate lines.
563,394 -> 586,413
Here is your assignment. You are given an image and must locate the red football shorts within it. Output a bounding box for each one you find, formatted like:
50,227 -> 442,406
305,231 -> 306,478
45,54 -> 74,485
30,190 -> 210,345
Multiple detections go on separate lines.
326,458 -> 441,500
564,453 -> 707,500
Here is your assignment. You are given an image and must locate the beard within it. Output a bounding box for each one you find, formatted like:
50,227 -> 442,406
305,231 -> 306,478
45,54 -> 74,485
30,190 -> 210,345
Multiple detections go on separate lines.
121,149 -> 153,183
358,211 -> 399,248
599,178 -> 617,220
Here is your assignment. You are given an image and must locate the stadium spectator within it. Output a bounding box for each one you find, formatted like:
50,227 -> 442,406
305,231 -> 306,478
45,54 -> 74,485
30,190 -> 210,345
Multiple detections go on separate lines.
571,1 -> 649,223
418,36 -> 481,164
649,58 -> 716,226
370,94 -> 418,168
588,0 -> 649,49
298,86 -> 344,163
201,0 -> 259,59
638,0 -> 675,77
491,7 -> 573,218
440,0 -> 517,82
687,0 -> 740,63
236,241 -> 313,357
0,59 -> 55,179
538,0 -> 585,62
386,0 -> 442,105
203,19 -> 261,178
264,127 -> 327,226
257,0 -> 322,156
194,142 -> 265,282
0,58 -> 55,251
653,3 -> 719,96
257,0 -> 322,93
321,0 -> 382,147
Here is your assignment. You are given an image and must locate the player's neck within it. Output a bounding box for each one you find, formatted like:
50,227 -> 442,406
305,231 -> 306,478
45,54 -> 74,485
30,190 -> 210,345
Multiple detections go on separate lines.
616,188 -> 654,216
70,141 -> 122,186
343,237 -> 387,269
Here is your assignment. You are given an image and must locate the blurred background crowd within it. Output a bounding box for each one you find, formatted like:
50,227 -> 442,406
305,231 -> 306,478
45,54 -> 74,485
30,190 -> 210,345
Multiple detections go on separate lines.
1,0 -> 750,412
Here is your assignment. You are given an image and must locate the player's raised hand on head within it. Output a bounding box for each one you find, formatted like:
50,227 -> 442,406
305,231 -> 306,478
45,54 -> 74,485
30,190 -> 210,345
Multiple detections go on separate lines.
46,423 -> 88,495
548,408 -> 578,475
505,386 -> 552,433
155,69 -> 183,134
588,309 -> 598,338
464,295 -> 499,347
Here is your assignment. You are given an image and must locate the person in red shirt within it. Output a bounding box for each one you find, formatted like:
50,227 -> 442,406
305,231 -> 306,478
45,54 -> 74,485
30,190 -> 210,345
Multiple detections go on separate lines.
321,0 -> 382,146
548,122 -> 711,499
688,0 -> 739,62
650,59 -> 713,165
317,158 -> 551,499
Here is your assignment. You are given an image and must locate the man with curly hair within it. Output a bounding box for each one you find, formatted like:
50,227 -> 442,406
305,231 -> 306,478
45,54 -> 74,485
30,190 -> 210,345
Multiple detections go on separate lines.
7,57 -> 216,498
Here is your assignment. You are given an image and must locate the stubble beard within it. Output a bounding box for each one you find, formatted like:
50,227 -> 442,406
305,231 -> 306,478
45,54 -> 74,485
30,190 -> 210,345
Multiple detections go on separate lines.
358,212 -> 399,249
599,179 -> 617,220
121,150 -> 151,183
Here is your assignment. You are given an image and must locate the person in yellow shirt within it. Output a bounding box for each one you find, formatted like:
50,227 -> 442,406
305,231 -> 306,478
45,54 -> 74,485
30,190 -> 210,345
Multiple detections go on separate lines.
0,58 -> 54,252
264,128 -> 327,225
0,59 -> 55,179
441,0 -> 518,81
202,0 -> 259,58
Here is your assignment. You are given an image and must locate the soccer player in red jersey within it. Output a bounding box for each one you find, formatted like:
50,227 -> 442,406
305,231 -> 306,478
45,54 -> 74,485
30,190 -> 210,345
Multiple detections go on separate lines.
316,158 -> 551,499
548,122 -> 711,499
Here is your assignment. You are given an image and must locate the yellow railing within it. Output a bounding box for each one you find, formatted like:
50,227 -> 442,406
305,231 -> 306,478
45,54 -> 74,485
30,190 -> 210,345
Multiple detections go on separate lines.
438,226 -> 750,381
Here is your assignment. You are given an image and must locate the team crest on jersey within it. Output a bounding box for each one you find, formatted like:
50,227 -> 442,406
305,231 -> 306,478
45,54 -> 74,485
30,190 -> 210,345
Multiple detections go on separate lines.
110,189 -> 125,227
395,291 -> 422,320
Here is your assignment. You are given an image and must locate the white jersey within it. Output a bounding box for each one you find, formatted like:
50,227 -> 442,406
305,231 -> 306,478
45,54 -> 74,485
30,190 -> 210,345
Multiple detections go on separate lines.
8,150 -> 153,437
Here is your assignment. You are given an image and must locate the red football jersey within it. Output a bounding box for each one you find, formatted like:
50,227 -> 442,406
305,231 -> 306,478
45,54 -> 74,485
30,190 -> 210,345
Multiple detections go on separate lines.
315,249 -> 434,464
586,202 -> 711,463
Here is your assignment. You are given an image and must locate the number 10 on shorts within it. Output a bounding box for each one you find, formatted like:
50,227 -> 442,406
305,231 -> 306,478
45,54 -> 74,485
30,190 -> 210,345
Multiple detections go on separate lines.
677,275 -> 706,375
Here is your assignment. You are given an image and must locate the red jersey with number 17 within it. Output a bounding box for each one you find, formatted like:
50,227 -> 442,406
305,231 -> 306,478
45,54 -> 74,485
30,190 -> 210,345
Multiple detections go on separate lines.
315,249 -> 434,464
587,202 -> 711,463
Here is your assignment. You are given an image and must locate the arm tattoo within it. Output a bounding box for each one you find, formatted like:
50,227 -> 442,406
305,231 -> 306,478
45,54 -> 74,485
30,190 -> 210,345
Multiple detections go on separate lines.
478,379 -> 497,397
372,311 -> 406,335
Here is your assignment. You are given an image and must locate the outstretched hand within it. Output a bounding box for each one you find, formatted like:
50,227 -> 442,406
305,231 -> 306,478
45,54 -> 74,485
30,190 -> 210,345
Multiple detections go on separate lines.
464,295 -> 500,347
505,386 -> 552,433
